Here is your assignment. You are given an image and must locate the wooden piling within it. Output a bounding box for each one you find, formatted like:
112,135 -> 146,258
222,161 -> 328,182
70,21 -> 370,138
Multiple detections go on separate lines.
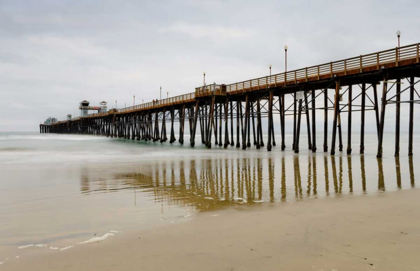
311,88 -> 317,152
280,94 -> 285,150
346,85 -> 352,154
242,95 -> 249,150
224,98 -> 229,148
376,78 -> 388,158
295,96 -> 303,153
230,100 -> 234,146
236,99 -> 241,148
191,101 -> 200,147
304,91 -> 312,150
373,83 -> 380,140
206,97 -> 216,148
219,103 -> 223,146
395,78 -> 401,156
338,111 -> 343,152
293,94 -> 297,150
170,109 -> 175,143
360,83 -> 366,154
256,97 -> 261,149
323,88 -> 328,152
267,91 -> 273,151
330,81 -> 341,155
214,102 -> 218,146
247,99 -> 251,148
408,76 -> 414,156
251,101 -> 257,146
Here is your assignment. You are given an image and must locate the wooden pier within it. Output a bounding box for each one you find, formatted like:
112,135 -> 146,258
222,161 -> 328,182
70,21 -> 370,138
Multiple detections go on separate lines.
40,43 -> 420,157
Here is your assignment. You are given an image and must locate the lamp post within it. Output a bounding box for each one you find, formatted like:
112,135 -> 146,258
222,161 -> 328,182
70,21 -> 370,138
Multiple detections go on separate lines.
203,72 -> 206,86
133,95 -> 135,106
269,64 -> 272,76
115,100 -> 117,109
160,86 -> 162,100
396,30 -> 401,47
284,45 -> 288,72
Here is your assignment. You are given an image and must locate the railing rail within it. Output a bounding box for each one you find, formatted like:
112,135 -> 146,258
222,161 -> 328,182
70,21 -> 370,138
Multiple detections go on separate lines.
226,43 -> 420,93
118,92 -> 195,113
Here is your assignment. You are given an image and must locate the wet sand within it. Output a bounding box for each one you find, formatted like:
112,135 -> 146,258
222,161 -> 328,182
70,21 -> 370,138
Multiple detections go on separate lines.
6,189 -> 420,271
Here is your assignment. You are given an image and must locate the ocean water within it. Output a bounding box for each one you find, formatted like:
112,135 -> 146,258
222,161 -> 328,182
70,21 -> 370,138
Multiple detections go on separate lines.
0,132 -> 418,265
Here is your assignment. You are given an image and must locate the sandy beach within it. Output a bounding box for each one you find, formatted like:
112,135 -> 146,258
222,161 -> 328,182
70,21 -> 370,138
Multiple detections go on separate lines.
5,188 -> 420,271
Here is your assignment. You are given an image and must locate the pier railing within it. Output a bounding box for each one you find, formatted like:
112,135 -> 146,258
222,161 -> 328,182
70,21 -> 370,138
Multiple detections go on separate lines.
118,92 -> 196,113
226,43 -> 420,93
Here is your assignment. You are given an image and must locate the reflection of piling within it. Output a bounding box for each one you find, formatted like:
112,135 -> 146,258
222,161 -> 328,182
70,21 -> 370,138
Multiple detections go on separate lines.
360,155 -> 366,192
312,156 -> 317,195
339,156 -> 343,193
281,157 -> 286,201
409,156 -> 415,188
377,158 -> 386,191
268,158 -> 274,202
347,156 -> 353,193
293,156 -> 302,198
395,157 -> 401,189
324,156 -> 330,195
307,157 -> 312,196
331,156 -> 338,193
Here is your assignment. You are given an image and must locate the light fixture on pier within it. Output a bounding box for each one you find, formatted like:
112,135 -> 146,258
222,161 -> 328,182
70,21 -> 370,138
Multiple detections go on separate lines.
269,64 -> 272,76
396,30 -> 401,47
284,45 -> 288,72
160,86 -> 162,100
203,72 -> 206,86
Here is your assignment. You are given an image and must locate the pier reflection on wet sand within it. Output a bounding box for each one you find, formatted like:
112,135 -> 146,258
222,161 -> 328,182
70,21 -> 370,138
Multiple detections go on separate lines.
80,154 -> 416,212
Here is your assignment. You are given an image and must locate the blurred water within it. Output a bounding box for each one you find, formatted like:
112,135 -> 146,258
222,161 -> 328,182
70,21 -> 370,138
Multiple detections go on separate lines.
0,132 -> 418,260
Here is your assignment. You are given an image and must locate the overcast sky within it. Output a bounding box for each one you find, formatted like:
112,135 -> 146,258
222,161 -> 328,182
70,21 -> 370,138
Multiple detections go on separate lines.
1,0 -> 419,132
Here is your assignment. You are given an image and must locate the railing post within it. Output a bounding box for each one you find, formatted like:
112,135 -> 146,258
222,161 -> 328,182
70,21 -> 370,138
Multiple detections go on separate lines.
249,80 -> 252,92
417,44 -> 419,63
396,47 -> 399,66
305,68 -> 308,82
294,71 -> 297,84
344,60 -> 347,75
330,62 -> 333,77
359,55 -> 362,72
317,66 -> 320,80
275,74 -> 277,87
285,72 -> 287,86
377,53 -> 379,69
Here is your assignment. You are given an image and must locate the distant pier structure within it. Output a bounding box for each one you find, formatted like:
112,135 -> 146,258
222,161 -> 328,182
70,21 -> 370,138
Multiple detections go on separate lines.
40,43 -> 420,157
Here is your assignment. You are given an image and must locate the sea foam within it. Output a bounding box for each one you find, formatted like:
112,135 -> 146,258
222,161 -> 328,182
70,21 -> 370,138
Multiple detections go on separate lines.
78,233 -> 114,244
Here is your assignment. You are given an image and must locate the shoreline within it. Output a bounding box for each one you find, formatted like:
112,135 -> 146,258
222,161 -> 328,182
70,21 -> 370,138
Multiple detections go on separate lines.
4,188 -> 420,271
